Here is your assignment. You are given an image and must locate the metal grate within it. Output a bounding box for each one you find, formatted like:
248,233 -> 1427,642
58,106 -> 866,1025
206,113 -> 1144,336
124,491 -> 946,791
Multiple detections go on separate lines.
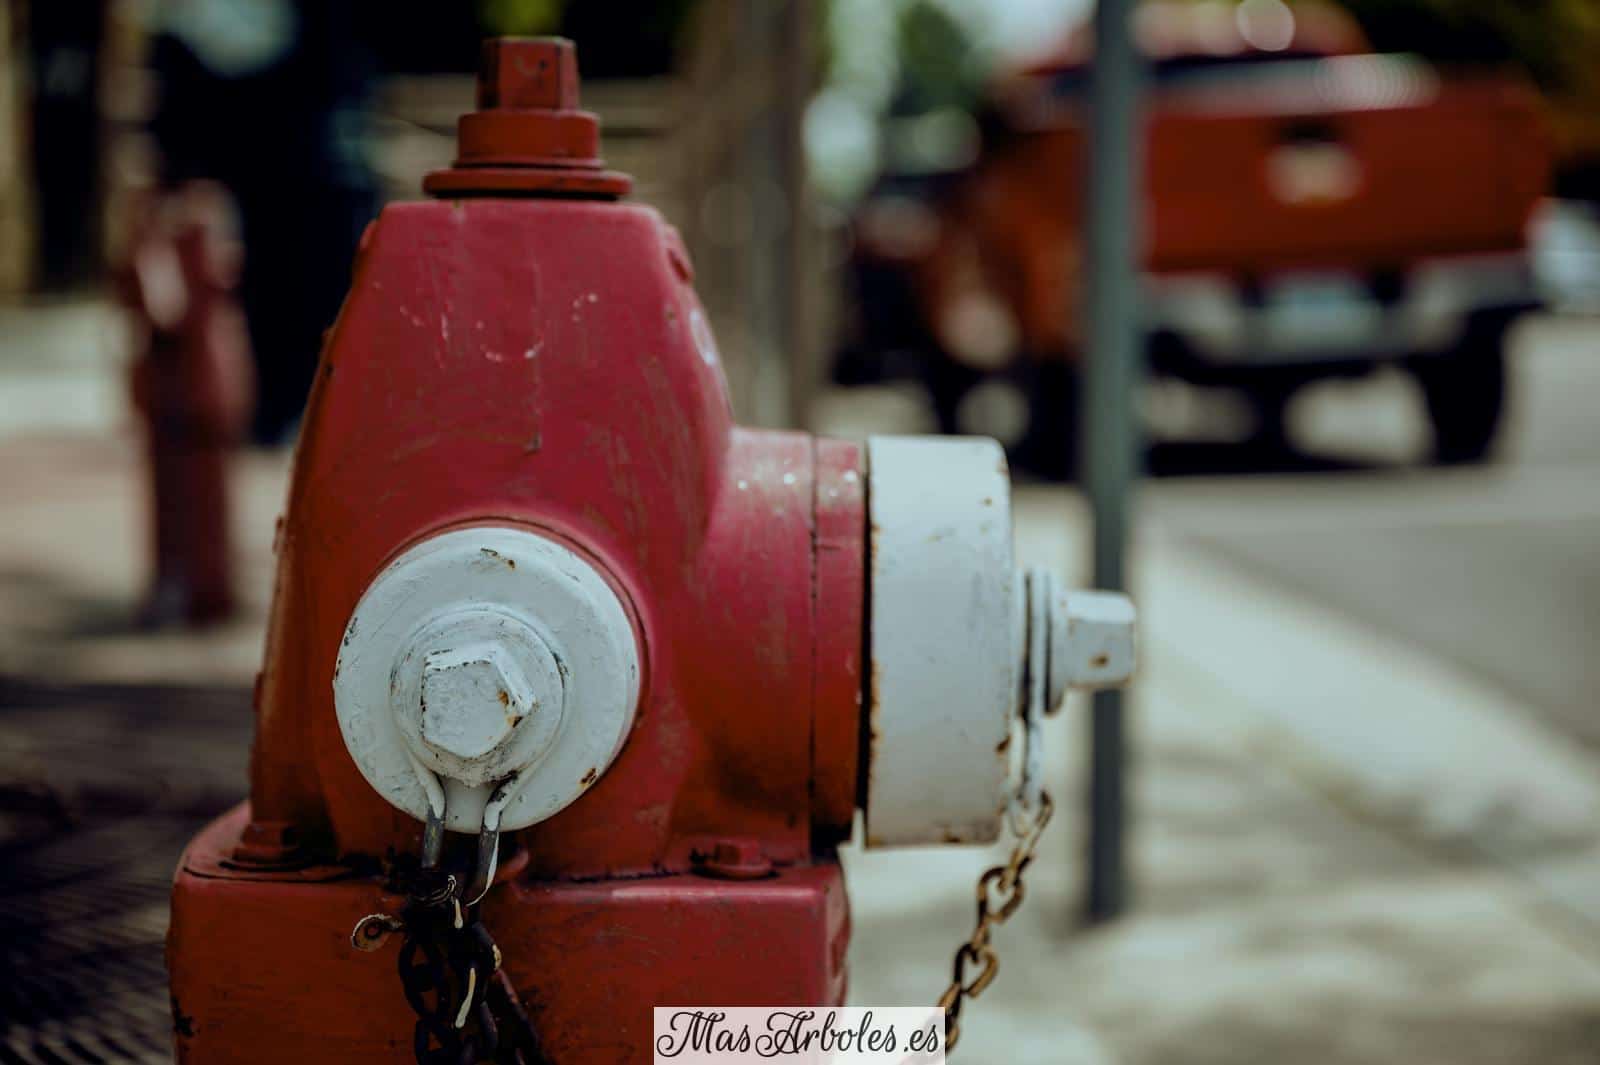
0,677 -> 251,1064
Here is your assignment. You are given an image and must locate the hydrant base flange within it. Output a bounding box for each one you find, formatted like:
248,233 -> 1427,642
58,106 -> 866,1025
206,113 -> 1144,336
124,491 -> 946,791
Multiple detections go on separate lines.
170,804 -> 847,1063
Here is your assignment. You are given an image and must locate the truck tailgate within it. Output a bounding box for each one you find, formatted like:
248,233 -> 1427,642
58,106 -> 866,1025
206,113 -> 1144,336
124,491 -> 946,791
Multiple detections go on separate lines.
1143,58 -> 1549,273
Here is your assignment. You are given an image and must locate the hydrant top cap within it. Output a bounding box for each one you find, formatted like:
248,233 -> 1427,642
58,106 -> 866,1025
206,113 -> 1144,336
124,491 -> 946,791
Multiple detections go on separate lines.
478,37 -> 580,111
423,37 -> 633,199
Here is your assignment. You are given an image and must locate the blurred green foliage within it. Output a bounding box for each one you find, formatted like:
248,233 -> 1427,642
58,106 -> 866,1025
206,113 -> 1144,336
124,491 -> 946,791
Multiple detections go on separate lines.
1338,0 -> 1600,181
891,0 -> 984,115
477,0 -> 567,37
1339,0 -> 1600,96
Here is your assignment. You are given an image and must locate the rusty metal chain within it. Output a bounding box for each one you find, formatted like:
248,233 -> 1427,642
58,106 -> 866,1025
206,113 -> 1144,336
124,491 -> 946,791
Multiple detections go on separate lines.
936,789 -> 1055,1053
397,874 -> 488,1063
352,826 -> 544,1064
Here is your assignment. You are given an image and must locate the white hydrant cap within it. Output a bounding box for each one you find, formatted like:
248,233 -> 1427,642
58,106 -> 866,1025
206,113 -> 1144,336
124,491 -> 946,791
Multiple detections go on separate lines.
333,526 -> 640,834
862,435 -> 1138,848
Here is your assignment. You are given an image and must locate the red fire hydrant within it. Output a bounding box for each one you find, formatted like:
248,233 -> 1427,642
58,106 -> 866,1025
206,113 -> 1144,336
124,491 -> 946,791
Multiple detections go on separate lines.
168,38 -> 1135,1063
121,183 -> 253,625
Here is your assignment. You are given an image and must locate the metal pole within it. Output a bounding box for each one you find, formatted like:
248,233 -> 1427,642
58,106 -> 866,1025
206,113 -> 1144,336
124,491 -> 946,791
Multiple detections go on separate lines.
1081,0 -> 1143,924
782,0 -> 819,430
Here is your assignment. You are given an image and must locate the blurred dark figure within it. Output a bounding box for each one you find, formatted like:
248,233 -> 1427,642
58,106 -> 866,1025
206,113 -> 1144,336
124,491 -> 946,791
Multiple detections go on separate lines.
148,0 -> 379,444
26,0 -> 108,290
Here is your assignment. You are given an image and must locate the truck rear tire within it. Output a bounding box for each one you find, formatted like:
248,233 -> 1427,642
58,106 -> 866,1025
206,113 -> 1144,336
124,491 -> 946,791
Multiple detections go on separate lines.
924,354 -> 984,437
1413,319 -> 1509,465
1014,361 -> 1080,481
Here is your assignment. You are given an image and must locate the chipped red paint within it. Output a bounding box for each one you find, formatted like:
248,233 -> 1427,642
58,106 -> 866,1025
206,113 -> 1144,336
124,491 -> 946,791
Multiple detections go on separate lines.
171,37 -> 863,1063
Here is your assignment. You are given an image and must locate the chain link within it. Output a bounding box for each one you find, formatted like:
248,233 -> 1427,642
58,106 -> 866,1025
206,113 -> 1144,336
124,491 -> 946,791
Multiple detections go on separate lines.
354,855 -> 544,1064
936,789 -> 1054,1053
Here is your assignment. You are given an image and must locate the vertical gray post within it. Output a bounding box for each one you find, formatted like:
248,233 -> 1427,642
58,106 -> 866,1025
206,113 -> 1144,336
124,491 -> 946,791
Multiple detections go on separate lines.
782,0 -> 819,430
1081,0 -> 1143,924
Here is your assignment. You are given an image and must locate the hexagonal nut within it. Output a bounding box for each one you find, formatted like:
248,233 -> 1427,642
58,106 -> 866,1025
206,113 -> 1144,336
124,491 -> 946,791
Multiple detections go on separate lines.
478,38 -> 580,112
419,641 -> 538,761
1047,589 -> 1137,706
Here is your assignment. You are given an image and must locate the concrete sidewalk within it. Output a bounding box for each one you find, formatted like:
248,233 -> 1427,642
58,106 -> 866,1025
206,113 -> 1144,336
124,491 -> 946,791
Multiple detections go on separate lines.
845,489 -> 1600,1063
3,300 -> 1600,1062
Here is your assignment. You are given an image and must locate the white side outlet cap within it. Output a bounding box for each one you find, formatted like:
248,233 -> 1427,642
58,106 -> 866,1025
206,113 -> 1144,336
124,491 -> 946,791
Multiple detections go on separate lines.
863,436 -> 1138,848
864,436 -> 1018,847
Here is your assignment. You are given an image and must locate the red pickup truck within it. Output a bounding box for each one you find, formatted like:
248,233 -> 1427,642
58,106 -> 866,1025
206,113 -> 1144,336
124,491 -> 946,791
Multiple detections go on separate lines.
839,0 -> 1551,470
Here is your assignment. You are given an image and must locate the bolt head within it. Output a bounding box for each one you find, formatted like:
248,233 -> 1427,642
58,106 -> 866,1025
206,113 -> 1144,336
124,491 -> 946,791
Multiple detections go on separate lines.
478,38 -> 581,112
694,838 -> 774,880
419,641 -> 537,761
230,819 -> 305,867
1048,590 -> 1137,706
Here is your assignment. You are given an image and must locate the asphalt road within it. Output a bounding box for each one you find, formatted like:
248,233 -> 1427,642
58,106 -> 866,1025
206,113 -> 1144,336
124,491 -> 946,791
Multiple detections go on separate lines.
1146,311 -> 1600,755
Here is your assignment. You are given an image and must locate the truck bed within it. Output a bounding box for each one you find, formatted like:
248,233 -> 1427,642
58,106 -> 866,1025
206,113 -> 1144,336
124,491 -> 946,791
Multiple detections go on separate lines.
993,53 -> 1550,276
954,53 -> 1549,358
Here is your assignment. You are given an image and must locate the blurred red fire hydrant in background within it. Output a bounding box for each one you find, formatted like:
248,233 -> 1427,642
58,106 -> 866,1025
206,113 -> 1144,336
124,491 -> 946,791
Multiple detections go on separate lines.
120,184 -> 253,625
167,38 -> 1136,1063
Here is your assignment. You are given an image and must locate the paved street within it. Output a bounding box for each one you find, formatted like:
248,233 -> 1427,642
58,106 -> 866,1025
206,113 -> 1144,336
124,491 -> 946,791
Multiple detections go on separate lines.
2,301 -> 1599,1062
1150,313 -> 1600,753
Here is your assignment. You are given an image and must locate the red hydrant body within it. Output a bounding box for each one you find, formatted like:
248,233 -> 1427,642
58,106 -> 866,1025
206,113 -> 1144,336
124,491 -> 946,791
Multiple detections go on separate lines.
169,40 -> 860,1063
169,37 -> 1141,1063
